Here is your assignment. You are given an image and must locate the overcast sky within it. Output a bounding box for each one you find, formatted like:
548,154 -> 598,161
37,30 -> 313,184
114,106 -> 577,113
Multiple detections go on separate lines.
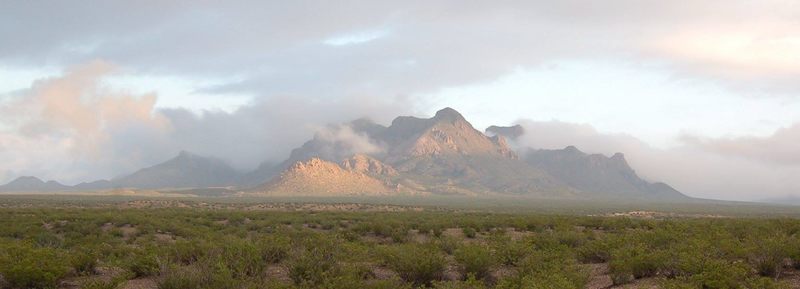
1,1 -> 798,201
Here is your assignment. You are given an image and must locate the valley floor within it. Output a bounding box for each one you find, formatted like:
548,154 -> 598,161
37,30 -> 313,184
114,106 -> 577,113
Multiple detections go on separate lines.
1,197 -> 800,289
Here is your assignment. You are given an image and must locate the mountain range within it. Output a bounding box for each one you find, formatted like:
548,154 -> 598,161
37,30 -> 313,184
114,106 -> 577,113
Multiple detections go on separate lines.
0,108 -> 687,200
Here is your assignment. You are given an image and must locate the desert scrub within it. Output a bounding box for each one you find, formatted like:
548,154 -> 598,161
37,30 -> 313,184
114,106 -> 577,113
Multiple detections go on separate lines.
454,244 -> 494,280
437,236 -> 461,255
498,247 -> 588,289
287,241 -> 338,285
576,238 -> 614,263
462,227 -> 477,239
0,242 -> 70,289
609,244 -> 668,284
489,235 -> 528,266
81,276 -> 126,289
433,274 -> 488,289
127,252 -> 161,277
381,243 -> 447,286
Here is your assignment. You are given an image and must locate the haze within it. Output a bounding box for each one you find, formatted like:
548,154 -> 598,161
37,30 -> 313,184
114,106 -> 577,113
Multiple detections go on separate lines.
1,1 -> 798,201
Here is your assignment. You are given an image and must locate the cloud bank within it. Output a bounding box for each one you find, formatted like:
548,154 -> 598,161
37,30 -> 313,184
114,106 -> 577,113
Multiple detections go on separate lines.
1,1 -> 798,97
510,120 -> 800,201
0,62 -> 412,184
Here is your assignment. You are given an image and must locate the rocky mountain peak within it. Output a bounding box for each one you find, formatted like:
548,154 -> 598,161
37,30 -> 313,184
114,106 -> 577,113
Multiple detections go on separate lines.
432,107 -> 467,123
385,108 -> 517,159
341,154 -> 398,176
260,157 -> 394,196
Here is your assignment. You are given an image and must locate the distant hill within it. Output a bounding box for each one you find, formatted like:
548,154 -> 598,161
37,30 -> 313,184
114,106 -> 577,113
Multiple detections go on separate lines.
256,158 -> 396,196
1,107 -> 689,201
0,176 -> 70,192
111,151 -> 241,189
524,146 -> 687,200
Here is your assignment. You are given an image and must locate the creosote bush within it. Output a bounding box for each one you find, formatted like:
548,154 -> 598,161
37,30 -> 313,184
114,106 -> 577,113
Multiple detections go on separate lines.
1,203 -> 800,288
381,243 -> 447,286
454,244 -> 494,280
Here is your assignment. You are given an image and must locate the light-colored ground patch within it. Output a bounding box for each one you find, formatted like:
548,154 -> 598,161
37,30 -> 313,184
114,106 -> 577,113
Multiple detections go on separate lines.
266,264 -> 291,282
121,278 -> 157,289
584,263 -> 613,289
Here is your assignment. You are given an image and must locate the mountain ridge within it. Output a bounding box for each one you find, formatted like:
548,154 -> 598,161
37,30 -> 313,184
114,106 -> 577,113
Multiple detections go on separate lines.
0,107 -> 687,201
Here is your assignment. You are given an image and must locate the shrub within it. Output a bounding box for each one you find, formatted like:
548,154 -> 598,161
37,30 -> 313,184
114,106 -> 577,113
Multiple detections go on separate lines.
748,234 -> 789,278
70,250 -> 98,275
0,242 -> 70,289
463,227 -> 477,239
609,245 -> 667,283
34,232 -> 63,248
213,238 -> 269,279
433,274 -> 488,289
170,240 -> 209,265
501,248 -> 588,289
454,244 -> 494,280
260,236 -> 291,263
576,239 -> 612,263
382,243 -> 447,286
287,244 -> 338,285
157,268 -> 205,289
438,236 -> 461,255
490,237 -> 528,266
127,253 -> 160,277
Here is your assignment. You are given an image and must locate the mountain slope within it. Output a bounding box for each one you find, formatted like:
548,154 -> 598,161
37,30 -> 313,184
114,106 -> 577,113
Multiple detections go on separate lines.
112,151 -> 241,189
257,158 -> 396,196
524,146 -> 687,199
0,176 -> 70,192
269,107 -> 568,196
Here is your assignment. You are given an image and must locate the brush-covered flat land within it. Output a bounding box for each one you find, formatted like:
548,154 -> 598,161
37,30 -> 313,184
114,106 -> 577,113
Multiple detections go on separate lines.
1,196 -> 800,289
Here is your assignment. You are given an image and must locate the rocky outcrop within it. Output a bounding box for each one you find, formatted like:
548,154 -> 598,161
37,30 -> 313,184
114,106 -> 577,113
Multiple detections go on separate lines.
383,107 -> 518,160
341,154 -> 398,176
258,158 -> 394,196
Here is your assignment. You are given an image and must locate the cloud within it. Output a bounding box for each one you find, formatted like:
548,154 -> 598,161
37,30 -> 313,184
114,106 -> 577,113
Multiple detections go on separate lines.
312,124 -> 384,156
512,119 -> 800,201
680,123 -> 800,166
162,93 -> 410,170
0,61 -> 413,184
2,1 -> 798,97
0,61 -> 173,182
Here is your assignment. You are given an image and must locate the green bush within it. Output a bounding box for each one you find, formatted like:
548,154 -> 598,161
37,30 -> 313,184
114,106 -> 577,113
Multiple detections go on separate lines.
0,242 -> 70,289
493,239 -> 528,266
127,253 -> 160,277
382,243 -> 447,286
463,227 -> 477,239
438,236 -> 461,255
260,236 -> 291,263
609,245 -> 667,283
287,243 -> 338,285
157,268 -> 205,289
576,238 -> 613,263
454,244 -> 494,280
500,248 -> 588,289
747,234 -> 789,278
70,250 -> 98,275
433,274 -> 487,289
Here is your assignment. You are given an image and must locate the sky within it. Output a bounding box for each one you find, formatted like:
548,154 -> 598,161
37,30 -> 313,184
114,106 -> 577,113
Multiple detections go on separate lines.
0,1 -> 798,201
